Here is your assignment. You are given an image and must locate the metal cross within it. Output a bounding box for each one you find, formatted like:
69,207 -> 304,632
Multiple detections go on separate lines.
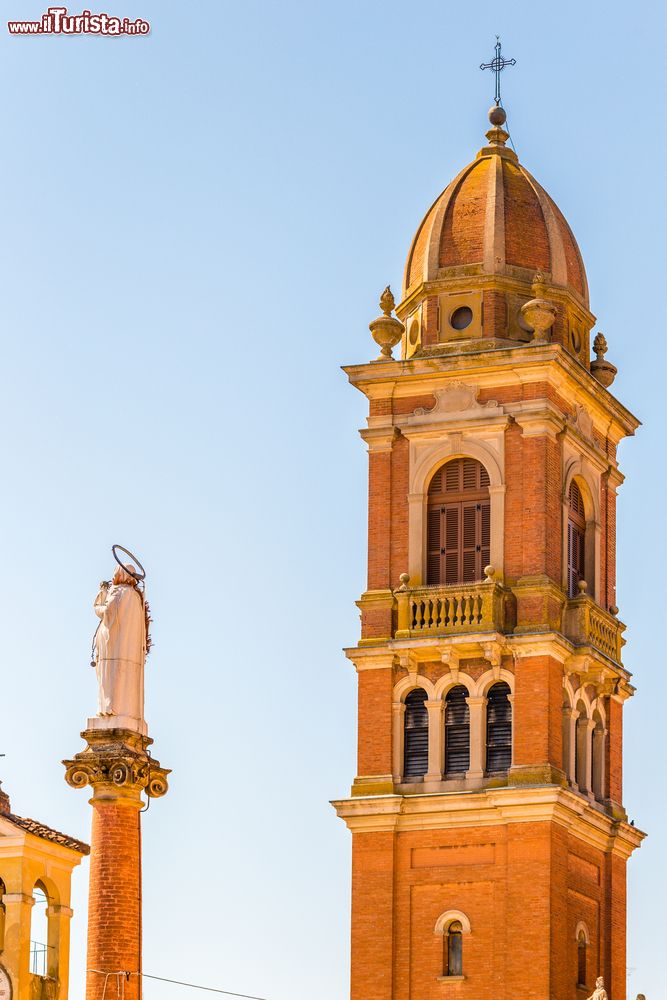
480,36 -> 516,106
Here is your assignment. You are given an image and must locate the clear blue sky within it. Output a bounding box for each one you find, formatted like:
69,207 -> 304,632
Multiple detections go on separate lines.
0,1 -> 663,997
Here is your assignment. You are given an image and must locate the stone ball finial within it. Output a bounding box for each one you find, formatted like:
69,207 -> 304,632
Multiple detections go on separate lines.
369,285 -> 404,362
484,565 -> 495,582
397,572 -> 410,592
488,105 -> 507,127
590,330 -> 618,388
577,578 -> 588,594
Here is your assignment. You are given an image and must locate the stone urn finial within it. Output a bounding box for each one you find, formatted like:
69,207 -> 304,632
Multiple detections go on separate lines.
369,286 -> 405,361
590,331 -> 618,388
520,273 -> 557,340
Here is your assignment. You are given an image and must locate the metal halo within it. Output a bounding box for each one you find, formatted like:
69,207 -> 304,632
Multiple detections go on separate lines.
112,544 -> 147,581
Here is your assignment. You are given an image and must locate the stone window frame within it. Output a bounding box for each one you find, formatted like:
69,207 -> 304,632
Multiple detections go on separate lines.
562,458 -> 601,602
563,679 -> 606,802
408,437 -> 505,586
434,909 -> 471,983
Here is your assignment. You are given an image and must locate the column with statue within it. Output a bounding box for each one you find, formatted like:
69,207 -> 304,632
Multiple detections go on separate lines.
63,546 -> 170,1000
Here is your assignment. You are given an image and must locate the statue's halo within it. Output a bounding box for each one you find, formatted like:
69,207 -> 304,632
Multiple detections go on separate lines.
112,544 -> 146,581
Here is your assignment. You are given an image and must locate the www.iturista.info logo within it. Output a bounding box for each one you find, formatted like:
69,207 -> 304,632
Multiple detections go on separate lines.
8,7 -> 150,34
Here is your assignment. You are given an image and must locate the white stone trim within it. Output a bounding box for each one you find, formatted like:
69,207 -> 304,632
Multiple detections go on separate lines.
575,921 -> 590,944
562,456 -> 602,601
434,910 -> 471,936
406,435 -> 505,584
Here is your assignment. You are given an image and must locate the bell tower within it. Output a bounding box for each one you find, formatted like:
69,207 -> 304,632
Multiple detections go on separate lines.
333,106 -> 645,1000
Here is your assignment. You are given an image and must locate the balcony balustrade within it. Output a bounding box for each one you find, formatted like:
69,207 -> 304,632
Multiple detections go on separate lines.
394,572 -> 513,639
563,590 -> 625,663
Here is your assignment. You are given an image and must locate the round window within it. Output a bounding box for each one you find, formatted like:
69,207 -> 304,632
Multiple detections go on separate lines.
409,319 -> 420,346
570,327 -> 582,352
450,306 -> 473,331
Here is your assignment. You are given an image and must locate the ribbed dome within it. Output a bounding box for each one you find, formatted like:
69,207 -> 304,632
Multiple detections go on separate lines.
403,128 -> 589,308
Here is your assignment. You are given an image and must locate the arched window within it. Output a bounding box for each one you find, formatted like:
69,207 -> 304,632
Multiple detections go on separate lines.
445,686 -> 470,775
592,709 -> 605,801
427,458 -> 490,585
444,920 -> 463,977
30,882 -> 49,977
567,481 -> 586,597
575,701 -> 591,793
577,930 -> 587,987
403,689 -> 428,781
486,682 -> 512,773
0,878 -> 5,952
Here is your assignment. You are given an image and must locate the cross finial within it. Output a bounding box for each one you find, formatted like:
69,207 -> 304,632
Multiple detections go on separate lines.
480,36 -> 516,106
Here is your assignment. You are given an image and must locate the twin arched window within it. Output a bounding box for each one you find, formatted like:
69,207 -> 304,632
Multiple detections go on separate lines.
427,458 -> 490,585
403,682 -> 512,781
445,686 -> 470,774
403,689 -> 428,779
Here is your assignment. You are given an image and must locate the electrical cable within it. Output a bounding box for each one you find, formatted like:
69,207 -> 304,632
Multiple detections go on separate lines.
142,973 -> 270,1000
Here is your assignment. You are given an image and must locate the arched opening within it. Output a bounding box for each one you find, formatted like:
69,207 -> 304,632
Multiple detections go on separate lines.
486,682 -> 512,773
567,480 -> 587,597
403,689 -> 428,781
0,878 -> 5,952
577,929 -> 588,987
445,686 -> 470,775
30,882 -> 49,977
592,709 -> 606,801
444,920 -> 463,977
427,458 -> 490,585
575,701 -> 591,794
562,690 -> 574,782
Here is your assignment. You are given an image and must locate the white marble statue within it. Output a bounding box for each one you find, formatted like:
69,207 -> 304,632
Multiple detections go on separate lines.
92,564 -> 146,731
587,978 -> 608,1000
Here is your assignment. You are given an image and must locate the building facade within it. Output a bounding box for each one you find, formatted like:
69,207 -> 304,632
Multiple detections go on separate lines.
0,781 -> 88,1000
333,107 -> 645,999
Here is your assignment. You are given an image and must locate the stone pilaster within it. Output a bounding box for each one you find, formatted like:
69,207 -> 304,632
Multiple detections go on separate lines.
63,729 -> 169,1000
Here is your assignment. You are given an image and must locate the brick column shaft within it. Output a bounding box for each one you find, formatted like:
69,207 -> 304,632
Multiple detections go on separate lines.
64,728 -> 170,1000
86,791 -> 143,1000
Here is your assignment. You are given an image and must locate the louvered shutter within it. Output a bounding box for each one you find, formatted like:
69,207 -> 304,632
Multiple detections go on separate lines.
486,682 -> 512,773
567,520 -> 585,597
445,686 -> 470,774
403,689 -> 428,780
461,502 -> 478,583
427,507 -> 443,584
444,505 -> 461,585
480,500 -> 491,574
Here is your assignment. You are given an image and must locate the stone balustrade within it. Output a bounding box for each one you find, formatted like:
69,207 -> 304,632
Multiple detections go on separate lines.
563,593 -> 625,663
395,575 -> 512,638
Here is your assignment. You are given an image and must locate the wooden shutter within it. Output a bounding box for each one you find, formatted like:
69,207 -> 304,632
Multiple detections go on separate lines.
444,505 -> 460,585
427,507 -> 443,584
403,689 -> 428,780
445,686 -> 470,774
568,520 -> 586,597
427,458 -> 491,585
486,682 -> 512,773
461,502 -> 478,582
446,924 -> 463,977
480,499 -> 491,572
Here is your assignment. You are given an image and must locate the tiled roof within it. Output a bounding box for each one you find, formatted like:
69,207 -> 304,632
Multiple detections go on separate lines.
7,814 -> 90,855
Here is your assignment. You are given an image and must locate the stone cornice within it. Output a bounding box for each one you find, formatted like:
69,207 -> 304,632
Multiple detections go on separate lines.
343,343 -> 639,443
331,786 -> 646,858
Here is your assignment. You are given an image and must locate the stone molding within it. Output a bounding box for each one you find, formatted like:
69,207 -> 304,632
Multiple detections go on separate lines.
331,785 -> 646,859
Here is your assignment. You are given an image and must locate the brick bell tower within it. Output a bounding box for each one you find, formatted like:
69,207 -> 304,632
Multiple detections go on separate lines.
333,105 -> 645,1000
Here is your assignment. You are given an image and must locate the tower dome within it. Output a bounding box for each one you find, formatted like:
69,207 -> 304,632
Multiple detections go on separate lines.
398,110 -> 594,362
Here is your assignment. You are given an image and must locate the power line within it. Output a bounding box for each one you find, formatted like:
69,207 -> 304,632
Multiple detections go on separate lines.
142,973 -> 270,1000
